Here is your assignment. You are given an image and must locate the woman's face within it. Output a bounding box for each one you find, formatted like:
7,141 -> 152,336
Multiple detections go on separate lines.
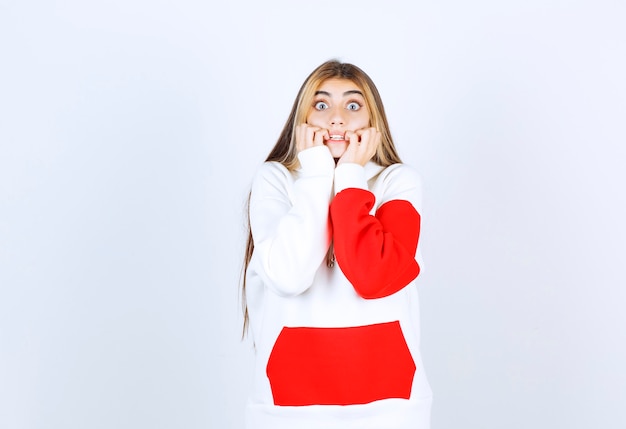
306,78 -> 371,159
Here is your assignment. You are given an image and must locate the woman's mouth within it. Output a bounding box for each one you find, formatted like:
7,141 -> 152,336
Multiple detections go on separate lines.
327,134 -> 346,143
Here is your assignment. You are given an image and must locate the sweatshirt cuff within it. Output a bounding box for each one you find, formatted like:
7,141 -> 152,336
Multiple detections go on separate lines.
334,163 -> 368,195
297,146 -> 335,176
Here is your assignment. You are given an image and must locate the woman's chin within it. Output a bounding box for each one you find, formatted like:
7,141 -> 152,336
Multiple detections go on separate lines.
326,144 -> 347,159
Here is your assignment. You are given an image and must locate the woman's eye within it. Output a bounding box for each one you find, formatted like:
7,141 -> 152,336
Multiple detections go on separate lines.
314,101 -> 328,110
347,102 -> 361,111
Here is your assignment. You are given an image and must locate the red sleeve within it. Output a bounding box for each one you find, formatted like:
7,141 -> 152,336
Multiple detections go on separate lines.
329,188 -> 421,299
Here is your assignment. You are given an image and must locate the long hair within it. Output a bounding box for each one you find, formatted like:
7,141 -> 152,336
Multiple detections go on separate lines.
240,60 -> 403,336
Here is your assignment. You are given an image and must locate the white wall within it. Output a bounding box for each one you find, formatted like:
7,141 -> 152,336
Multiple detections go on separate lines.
1,1 -> 624,428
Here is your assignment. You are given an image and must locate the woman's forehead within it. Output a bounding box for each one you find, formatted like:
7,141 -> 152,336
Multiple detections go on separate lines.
315,78 -> 363,95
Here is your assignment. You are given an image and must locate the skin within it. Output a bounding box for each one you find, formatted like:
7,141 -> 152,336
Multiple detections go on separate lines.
295,78 -> 381,166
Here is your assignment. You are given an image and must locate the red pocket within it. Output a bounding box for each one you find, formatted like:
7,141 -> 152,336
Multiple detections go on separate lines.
266,321 -> 416,406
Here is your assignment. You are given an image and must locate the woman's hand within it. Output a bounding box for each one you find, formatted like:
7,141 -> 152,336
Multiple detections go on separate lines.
337,127 -> 380,166
295,123 -> 329,153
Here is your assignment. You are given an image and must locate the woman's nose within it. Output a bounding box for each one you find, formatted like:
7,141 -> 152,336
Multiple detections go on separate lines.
329,106 -> 345,125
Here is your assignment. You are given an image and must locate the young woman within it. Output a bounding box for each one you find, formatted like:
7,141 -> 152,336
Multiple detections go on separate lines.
241,60 -> 432,429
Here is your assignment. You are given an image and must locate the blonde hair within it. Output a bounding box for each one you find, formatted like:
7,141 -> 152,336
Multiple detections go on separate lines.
241,60 -> 403,335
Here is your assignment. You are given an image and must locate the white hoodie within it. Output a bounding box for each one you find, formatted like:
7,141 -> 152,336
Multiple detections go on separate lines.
245,146 -> 432,429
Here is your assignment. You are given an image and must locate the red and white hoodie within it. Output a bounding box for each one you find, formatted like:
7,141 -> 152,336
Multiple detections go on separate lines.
245,146 -> 432,429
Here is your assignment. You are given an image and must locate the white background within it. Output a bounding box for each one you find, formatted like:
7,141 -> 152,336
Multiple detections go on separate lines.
1,1 -> 625,428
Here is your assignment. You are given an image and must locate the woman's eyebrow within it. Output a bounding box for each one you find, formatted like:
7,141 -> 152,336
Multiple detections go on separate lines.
314,90 -> 364,97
